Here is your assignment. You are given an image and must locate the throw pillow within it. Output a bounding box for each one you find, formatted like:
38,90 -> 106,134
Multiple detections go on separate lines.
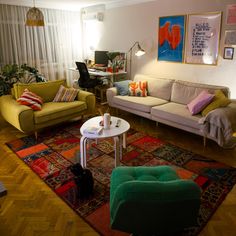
17,89 -> 43,111
128,81 -> 147,97
114,80 -> 131,96
201,90 -> 231,116
187,90 -> 214,115
53,85 -> 78,102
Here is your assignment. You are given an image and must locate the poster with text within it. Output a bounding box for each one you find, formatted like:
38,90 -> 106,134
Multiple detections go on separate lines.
158,15 -> 186,62
185,12 -> 222,65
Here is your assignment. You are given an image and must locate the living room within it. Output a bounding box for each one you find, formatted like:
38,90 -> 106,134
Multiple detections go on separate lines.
0,0 -> 236,236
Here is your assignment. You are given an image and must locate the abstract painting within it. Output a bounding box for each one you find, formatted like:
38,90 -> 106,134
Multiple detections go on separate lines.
158,15 -> 186,62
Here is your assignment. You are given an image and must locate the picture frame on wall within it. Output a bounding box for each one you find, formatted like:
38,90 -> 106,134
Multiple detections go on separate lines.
224,30 -> 236,45
158,15 -> 186,63
223,47 -> 234,60
185,12 -> 222,65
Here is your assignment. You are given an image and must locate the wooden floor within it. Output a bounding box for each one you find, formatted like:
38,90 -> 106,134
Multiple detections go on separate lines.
0,108 -> 236,236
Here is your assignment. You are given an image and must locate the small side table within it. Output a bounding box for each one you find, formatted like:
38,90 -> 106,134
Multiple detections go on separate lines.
80,116 -> 130,168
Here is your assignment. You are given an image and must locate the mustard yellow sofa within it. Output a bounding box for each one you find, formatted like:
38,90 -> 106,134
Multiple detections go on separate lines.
0,79 -> 96,135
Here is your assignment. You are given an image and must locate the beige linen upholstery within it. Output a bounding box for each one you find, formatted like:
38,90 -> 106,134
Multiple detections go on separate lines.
106,74 -> 234,147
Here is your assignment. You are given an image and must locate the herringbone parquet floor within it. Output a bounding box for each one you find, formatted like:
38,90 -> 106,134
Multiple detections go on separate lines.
0,108 -> 236,236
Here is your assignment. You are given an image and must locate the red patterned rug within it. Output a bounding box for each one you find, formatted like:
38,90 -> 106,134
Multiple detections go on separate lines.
6,121 -> 236,236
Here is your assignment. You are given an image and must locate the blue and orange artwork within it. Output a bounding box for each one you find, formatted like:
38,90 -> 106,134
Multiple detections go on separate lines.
158,15 -> 185,62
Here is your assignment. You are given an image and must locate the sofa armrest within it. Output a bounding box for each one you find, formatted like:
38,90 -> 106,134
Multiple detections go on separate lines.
106,87 -> 118,107
0,95 -> 34,133
77,90 -> 96,115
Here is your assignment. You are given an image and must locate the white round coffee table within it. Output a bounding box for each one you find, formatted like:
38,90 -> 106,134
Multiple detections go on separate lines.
80,116 -> 130,168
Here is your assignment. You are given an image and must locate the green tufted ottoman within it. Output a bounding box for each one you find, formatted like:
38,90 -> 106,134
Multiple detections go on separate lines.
110,166 -> 201,235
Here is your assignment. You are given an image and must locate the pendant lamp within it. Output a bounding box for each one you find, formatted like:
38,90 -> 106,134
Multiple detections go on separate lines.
26,0 -> 44,26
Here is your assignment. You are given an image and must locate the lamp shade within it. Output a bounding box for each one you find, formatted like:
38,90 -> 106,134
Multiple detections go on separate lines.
26,7 -> 44,26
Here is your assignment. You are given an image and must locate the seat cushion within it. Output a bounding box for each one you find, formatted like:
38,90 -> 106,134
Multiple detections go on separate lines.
113,95 -> 168,113
151,102 -> 201,129
34,101 -> 86,124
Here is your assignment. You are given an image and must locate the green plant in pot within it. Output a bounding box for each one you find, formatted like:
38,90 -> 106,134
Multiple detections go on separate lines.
107,52 -> 120,72
0,64 -> 45,96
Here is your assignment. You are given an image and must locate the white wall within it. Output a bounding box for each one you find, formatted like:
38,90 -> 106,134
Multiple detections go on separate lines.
95,0 -> 236,98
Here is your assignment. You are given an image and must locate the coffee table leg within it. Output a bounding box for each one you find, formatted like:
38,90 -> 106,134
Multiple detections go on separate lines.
123,132 -> 127,148
114,136 -> 120,167
80,136 -> 88,168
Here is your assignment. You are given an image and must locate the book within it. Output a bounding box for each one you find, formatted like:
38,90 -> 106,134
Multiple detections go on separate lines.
83,126 -> 103,135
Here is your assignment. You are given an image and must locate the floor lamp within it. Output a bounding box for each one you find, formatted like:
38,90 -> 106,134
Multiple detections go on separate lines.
128,41 -> 145,80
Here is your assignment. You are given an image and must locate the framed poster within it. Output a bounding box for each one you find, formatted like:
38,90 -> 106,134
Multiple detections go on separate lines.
158,15 -> 186,63
185,12 -> 222,65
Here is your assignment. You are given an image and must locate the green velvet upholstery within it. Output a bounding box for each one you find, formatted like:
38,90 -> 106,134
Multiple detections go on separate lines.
110,166 -> 201,235
0,80 -> 96,133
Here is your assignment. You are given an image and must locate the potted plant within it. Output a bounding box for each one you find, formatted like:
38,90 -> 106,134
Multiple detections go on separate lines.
0,64 -> 46,96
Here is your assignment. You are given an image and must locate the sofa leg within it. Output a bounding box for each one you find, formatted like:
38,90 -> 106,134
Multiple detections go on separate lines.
203,136 -> 206,147
34,131 -> 38,140
156,121 -> 158,126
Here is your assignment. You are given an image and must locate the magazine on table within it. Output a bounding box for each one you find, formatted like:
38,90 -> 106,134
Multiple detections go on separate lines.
83,126 -> 103,135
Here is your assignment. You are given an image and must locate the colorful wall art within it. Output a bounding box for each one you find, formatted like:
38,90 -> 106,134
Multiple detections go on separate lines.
158,15 -> 186,62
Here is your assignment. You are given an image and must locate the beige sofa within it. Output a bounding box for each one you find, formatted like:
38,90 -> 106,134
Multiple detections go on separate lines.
0,79 -> 96,136
107,74 -> 236,147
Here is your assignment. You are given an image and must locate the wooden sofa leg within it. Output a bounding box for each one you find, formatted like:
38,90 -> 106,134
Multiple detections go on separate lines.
156,121 -> 158,127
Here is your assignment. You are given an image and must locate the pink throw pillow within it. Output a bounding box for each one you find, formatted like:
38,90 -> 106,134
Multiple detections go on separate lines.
187,90 -> 214,115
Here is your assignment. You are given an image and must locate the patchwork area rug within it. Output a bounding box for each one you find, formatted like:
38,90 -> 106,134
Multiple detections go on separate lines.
6,121 -> 236,236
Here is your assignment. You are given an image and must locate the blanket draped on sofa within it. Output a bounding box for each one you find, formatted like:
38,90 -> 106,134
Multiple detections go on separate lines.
199,103 -> 236,148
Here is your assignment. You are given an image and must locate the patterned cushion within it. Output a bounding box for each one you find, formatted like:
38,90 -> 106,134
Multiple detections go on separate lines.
53,85 -> 78,102
17,89 -> 43,111
128,81 -> 147,97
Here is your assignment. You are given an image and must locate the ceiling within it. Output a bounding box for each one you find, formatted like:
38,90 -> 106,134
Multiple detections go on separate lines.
0,0 -> 155,11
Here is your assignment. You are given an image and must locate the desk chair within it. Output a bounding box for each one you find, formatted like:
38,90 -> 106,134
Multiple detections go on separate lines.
75,62 -> 102,91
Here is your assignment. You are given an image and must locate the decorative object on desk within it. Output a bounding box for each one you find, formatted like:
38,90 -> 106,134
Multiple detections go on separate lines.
25,0 -> 45,26
158,15 -> 186,63
185,12 -> 222,65
128,42 -> 145,79
223,47 -> 234,60
0,64 -> 45,96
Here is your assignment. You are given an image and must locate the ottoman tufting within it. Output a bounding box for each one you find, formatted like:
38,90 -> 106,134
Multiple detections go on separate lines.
110,166 -> 201,235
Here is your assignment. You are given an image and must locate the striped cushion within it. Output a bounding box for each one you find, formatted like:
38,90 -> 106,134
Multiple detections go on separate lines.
17,89 -> 43,111
53,85 -> 78,102
128,81 -> 147,97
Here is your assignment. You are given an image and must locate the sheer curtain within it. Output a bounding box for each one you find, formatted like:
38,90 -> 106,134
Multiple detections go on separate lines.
0,4 -> 83,84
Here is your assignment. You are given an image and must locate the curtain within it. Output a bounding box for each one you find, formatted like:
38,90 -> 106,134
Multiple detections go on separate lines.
0,4 -> 83,83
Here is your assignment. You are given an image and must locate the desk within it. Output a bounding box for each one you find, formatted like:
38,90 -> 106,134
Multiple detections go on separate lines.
68,67 -> 127,85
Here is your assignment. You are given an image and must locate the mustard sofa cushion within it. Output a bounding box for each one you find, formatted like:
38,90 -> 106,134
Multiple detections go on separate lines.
201,90 -> 231,116
34,101 -> 87,124
13,79 -> 67,102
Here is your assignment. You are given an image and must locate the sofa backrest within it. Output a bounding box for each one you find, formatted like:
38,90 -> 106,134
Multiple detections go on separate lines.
13,79 -> 67,102
171,80 -> 230,105
134,74 -> 174,100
